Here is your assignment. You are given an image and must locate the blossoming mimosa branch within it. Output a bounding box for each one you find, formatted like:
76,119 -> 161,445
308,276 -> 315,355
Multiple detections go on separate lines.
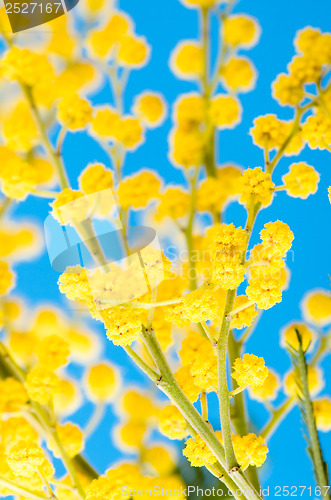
0,343 -> 88,499
290,338 -> 330,499
261,334 -> 330,440
139,326 -> 262,500
216,196 -> 261,473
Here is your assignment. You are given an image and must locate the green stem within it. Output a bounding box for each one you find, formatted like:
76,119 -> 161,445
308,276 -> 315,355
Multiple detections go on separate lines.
261,398 -> 295,440
217,289 -> 238,470
21,84 -> 69,190
72,455 -> 99,480
140,326 -> 262,500
200,391 -> 209,423
97,297 -> 183,308
85,403 -> 105,438
228,332 -> 261,493
0,197 -> 13,218
75,219 -> 109,270
184,167 -> 200,290
295,342 -> 330,498
123,346 -> 160,383
48,424 -> 86,499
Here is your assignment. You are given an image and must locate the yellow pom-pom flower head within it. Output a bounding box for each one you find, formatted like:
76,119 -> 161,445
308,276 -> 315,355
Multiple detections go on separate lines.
57,94 -> 92,130
282,162 -> 320,198
170,41 -> 204,80
301,288 -> 331,326
239,167 -> 274,206
183,434 -> 216,467
223,14 -> 261,49
118,35 -> 150,68
133,91 -> 167,128
159,405 -> 188,440
232,353 -> 269,389
220,56 -> 257,93
36,334 -> 70,370
26,366 -> 59,405
249,369 -> 280,402
85,362 -> 120,402
6,440 -> 51,478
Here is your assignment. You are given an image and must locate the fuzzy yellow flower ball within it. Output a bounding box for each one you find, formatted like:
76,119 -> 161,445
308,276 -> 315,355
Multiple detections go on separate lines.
91,107 -> 121,139
210,94 -> 242,129
175,366 -> 201,403
58,266 -> 92,304
118,35 -> 150,68
49,423 -> 84,458
240,167 -> 274,206
272,73 -> 304,107
142,446 -> 175,476
1,47 -> 54,87
86,464 -> 142,500
118,171 -> 161,209
205,223 -> 246,289
175,93 -> 205,127
79,163 -> 113,194
3,101 -> 38,152
282,162 -> 320,198
250,114 -> 288,150
102,307 -> 142,346
88,12 -> 131,58
232,353 -> 269,388
183,435 -> 216,467
86,362 -> 118,402
301,289 -> 331,326
223,15 -> 260,48
155,187 -> 190,221
0,416 -> 38,446
246,275 -> 283,310
182,288 -> 220,323
26,366 -> 59,405
57,94 -> 92,130
53,378 -> 81,416
313,398 -> 331,432
220,56 -> 256,92
36,334 -> 70,370
6,440 -> 48,477
231,295 -> 257,329
51,189 -> 90,226
0,378 -> 28,413
232,433 -> 268,469
159,405 -> 188,440
171,41 -> 204,79
122,390 -> 158,421
114,116 -> 145,150
249,369 -> 280,402
134,92 -> 167,127
260,221 -> 294,256
301,112 -> 331,150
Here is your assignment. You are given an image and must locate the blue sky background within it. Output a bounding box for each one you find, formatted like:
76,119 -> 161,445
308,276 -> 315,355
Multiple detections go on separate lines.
5,0 -> 331,495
